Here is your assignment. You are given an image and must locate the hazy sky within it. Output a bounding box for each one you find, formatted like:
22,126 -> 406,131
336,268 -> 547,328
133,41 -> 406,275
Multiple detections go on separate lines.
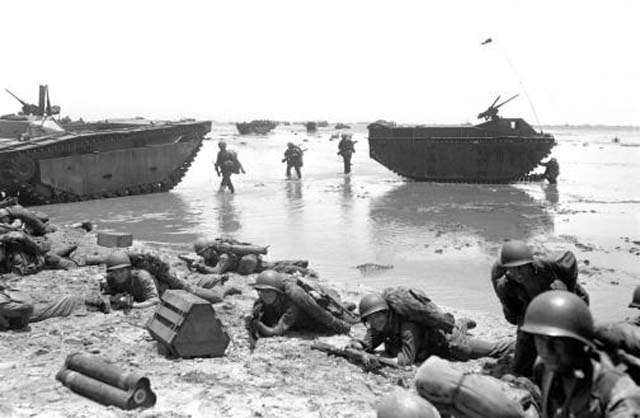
1,0 -> 638,125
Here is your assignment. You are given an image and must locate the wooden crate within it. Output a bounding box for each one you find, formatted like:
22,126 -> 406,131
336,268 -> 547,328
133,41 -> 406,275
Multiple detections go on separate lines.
97,232 -> 133,248
146,290 -> 229,358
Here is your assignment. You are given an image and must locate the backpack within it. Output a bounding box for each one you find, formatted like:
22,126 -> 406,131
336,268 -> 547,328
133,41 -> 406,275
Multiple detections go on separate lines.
382,287 -> 455,333
283,276 -> 358,334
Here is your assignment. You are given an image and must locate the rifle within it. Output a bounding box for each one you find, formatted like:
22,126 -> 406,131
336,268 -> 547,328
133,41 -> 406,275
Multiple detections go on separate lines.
245,301 -> 263,352
310,341 -> 402,370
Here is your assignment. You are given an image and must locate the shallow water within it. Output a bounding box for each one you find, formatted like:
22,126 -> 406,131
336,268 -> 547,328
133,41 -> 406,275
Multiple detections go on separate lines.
39,123 -> 640,322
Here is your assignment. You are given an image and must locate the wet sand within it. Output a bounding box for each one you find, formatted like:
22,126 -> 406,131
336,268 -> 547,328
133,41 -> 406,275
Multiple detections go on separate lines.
38,123 -> 640,322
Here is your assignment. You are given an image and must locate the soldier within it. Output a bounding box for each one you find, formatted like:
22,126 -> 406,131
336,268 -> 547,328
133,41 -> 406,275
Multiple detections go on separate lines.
377,388 -> 441,418
539,158 -> 559,184
521,290 -> 640,417
347,292 -> 514,366
337,133 -> 356,174
1,285 -> 110,331
247,270 -> 352,337
214,141 -> 245,194
282,142 -> 303,179
101,251 -> 238,310
491,240 -> 589,377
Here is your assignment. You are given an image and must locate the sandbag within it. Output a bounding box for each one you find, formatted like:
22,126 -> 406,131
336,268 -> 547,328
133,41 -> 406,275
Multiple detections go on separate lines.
283,277 -> 357,335
382,287 -> 455,333
415,356 -> 539,418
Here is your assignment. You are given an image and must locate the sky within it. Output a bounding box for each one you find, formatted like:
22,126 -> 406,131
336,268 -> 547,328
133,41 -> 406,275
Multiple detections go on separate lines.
0,0 -> 638,125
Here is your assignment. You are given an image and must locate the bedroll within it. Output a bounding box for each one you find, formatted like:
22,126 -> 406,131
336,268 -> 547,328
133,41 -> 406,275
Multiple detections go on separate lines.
415,356 -> 540,418
382,287 -> 455,333
283,276 -> 358,334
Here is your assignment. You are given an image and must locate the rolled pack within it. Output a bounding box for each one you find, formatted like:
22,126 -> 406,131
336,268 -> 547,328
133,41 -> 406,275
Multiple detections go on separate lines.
415,356 -> 538,418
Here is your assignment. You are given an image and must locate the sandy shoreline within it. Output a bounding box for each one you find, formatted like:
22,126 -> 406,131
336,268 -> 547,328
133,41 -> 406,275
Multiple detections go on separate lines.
1,225 -> 518,418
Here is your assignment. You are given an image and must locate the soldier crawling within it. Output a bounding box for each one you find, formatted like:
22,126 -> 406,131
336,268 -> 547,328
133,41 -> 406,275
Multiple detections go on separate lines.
347,288 -> 513,366
246,270 -> 356,338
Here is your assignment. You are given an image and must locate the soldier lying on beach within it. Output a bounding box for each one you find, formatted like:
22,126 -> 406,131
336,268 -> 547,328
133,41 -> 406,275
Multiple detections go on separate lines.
94,250 -> 241,310
346,288 -> 514,367
0,285 -> 110,331
191,237 -> 316,277
246,270 -> 357,339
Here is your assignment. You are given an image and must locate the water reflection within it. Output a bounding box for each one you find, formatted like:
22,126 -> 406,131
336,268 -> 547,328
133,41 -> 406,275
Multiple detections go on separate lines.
38,192 -> 201,243
341,175 -> 353,201
216,194 -> 241,234
285,180 -> 303,200
369,182 -> 554,244
543,184 -> 560,206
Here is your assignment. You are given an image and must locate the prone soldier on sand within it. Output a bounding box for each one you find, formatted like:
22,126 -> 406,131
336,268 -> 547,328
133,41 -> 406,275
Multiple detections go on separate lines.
346,288 -> 514,367
282,142 -> 304,179
190,237 -> 316,277
95,250 -> 240,311
246,270 -> 357,339
214,141 -> 245,194
522,291 -> 640,417
1,284 -> 110,331
337,133 -> 356,174
491,240 -> 590,377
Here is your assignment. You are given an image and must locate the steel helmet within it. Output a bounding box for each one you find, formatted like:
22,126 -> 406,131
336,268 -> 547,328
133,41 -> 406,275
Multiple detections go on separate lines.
500,240 -> 534,268
287,142 -> 294,147
359,293 -> 389,320
629,285 -> 640,308
218,141 -> 227,149
521,290 -> 595,348
377,389 -> 441,418
253,270 -> 285,293
193,237 -> 214,255
105,251 -> 131,271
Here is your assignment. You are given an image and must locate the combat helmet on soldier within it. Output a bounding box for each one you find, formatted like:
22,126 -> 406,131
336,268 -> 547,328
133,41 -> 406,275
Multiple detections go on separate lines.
377,389 -> 441,418
520,290 -> 594,348
253,270 -> 285,293
358,293 -> 389,321
629,285 -> 640,309
500,240 -> 534,268
193,237 -> 213,256
104,251 -> 131,272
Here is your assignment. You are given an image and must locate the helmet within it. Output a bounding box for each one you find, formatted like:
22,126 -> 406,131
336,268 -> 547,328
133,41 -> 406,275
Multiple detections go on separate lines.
253,270 -> 285,293
629,285 -> 640,308
377,389 -> 441,418
521,290 -> 594,348
287,142 -> 294,148
193,237 -> 213,255
218,141 -> 227,149
359,293 -> 389,320
105,251 -> 131,271
500,240 -> 534,268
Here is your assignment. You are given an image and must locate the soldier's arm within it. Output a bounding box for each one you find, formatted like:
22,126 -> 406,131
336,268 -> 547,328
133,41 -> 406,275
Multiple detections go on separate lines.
491,263 -> 525,325
133,271 -> 161,309
395,321 -> 422,366
550,251 -> 579,290
255,304 -> 300,337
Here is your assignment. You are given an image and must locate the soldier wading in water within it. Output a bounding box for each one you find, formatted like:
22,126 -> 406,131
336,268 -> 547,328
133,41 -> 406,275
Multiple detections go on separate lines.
214,141 -> 245,193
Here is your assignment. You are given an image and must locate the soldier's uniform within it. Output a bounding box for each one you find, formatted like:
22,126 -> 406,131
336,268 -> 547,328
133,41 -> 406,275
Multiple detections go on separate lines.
215,148 -> 242,193
1,287 -> 107,330
337,135 -> 355,174
102,269 -> 161,304
534,356 -> 640,418
356,310 -> 513,366
283,145 -> 303,179
492,249 -> 589,376
253,296 -> 323,336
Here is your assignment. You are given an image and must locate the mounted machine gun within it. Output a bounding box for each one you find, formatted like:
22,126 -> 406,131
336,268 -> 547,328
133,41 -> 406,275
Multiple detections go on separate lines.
477,94 -> 519,121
